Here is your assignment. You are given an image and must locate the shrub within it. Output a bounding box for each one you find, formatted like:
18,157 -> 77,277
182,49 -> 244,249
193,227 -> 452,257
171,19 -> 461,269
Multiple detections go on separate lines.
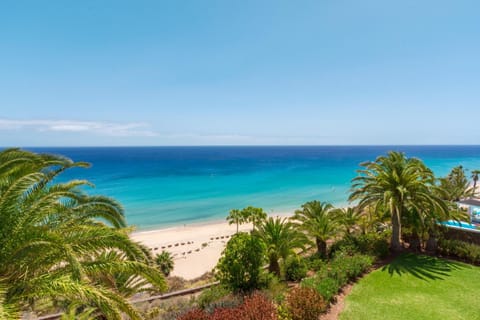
327,262 -> 348,287
241,293 -> 278,320
301,253 -> 373,302
183,292 -> 277,320
197,285 -> 231,309
210,307 -> 241,320
159,297 -> 198,320
285,287 -> 327,320
258,271 -> 278,290
302,276 -> 339,302
202,294 -> 242,314
355,233 -> 389,258
330,232 -> 389,258
262,275 -> 289,303
316,277 -> 340,302
276,303 -> 292,320
328,236 -> 358,257
177,308 -> 210,320
330,253 -> 373,282
304,254 -> 326,272
284,256 -> 308,281
167,276 -> 187,292
438,239 -> 480,264
215,233 -> 266,292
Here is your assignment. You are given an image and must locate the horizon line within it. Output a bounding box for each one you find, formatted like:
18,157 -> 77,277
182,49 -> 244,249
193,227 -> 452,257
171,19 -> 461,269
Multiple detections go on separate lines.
4,144 -> 480,148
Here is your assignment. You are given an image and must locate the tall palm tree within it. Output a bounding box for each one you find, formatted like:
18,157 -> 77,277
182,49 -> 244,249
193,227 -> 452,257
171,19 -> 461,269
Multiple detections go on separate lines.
226,209 -> 244,233
242,206 -> 267,231
438,166 -> 470,201
255,217 -> 307,277
0,148 -> 166,319
472,170 -> 480,197
291,200 -> 339,258
349,151 -> 449,252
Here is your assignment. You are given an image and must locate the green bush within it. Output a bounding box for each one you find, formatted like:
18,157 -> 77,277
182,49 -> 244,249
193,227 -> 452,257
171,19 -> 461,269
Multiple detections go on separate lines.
438,239 -> 480,264
284,256 -> 308,281
329,232 -> 389,258
258,270 -> 278,289
284,287 -> 327,320
302,276 -> 339,302
356,233 -> 389,258
215,232 -> 266,292
277,303 -> 292,320
202,295 -> 242,314
304,254 -> 326,272
197,285 -> 231,309
330,252 -> 374,281
262,275 -> 289,304
301,253 -> 373,302
328,236 -> 358,257
315,277 -> 340,302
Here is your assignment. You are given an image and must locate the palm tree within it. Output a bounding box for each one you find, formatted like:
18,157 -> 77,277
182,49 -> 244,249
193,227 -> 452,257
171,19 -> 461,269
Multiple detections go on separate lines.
335,206 -> 363,237
472,170 -> 480,197
61,303 -> 97,320
356,204 -> 389,235
0,282 -> 18,320
242,206 -> 267,231
349,151 -> 449,252
255,217 -> 307,277
438,166 -> 470,201
291,200 -> 339,258
155,251 -> 175,276
226,209 -> 244,233
0,148 -> 166,319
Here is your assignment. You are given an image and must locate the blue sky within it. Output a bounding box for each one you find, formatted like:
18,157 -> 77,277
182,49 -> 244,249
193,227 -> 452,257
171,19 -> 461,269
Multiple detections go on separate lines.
1,0 -> 479,146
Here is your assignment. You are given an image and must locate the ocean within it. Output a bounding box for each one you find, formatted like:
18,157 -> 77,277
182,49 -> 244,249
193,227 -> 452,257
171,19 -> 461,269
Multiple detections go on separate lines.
27,146 -> 480,230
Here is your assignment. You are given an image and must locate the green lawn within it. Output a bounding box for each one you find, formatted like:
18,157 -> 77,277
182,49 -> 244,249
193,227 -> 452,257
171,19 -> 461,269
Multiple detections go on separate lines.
340,254 -> 480,320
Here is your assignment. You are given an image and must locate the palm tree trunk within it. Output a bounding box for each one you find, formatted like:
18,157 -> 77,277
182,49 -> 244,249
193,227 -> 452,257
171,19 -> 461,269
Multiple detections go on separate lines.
316,238 -> 327,258
410,231 -> 421,252
268,256 -> 281,277
391,207 -> 402,252
236,222 -> 239,233
425,231 -> 438,252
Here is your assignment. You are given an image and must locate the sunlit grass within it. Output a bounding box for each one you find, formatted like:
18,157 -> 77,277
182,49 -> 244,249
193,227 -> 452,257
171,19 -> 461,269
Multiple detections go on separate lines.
340,253 -> 480,320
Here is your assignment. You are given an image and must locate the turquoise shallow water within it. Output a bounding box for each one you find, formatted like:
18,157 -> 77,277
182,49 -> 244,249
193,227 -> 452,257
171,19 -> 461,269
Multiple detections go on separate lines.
28,146 -> 480,230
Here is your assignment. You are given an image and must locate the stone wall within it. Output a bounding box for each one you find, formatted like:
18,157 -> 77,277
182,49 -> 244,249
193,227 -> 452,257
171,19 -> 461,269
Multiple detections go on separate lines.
442,227 -> 480,246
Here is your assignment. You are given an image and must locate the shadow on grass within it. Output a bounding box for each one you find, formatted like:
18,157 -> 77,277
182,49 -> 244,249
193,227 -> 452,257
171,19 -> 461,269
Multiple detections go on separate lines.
381,253 -> 463,281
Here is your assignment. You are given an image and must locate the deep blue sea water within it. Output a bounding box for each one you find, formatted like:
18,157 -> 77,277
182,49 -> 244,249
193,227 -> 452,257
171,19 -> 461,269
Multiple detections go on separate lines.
26,146 -> 480,230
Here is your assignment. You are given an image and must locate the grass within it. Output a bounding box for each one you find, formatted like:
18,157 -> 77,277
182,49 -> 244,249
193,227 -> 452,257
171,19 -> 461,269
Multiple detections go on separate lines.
340,253 -> 480,320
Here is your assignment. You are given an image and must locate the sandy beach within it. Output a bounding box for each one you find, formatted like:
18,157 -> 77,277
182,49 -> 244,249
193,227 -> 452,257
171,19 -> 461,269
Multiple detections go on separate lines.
131,214 -> 291,280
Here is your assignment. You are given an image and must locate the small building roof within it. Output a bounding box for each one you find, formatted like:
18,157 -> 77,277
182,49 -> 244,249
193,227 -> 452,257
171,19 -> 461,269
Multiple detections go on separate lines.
458,199 -> 480,206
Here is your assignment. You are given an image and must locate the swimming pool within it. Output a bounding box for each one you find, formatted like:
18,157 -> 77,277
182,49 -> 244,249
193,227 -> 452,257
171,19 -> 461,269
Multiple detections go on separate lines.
440,220 -> 480,232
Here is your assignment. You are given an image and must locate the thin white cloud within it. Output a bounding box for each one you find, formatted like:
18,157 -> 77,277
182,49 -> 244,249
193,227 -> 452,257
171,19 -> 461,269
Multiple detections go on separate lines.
0,119 -> 157,137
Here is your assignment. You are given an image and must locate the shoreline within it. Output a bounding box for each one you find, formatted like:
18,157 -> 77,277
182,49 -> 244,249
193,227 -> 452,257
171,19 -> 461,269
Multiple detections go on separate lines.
131,211 -> 293,236
130,211 -> 294,280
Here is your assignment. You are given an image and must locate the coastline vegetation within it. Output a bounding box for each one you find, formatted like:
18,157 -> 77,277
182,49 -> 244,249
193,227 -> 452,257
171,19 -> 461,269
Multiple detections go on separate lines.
0,149 -> 166,319
2,148 -> 480,319
182,151 -> 478,320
